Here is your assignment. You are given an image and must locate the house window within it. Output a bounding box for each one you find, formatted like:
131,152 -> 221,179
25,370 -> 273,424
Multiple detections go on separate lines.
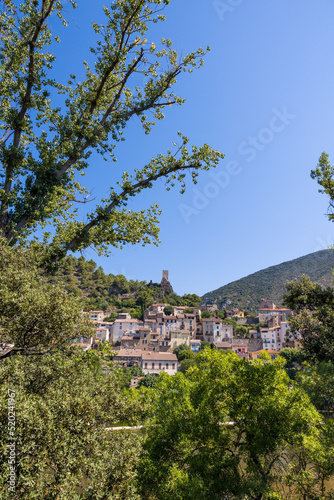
145,363 -> 147,368
172,363 -> 175,369
152,363 -> 155,369
166,363 -> 169,369
159,363 -> 161,369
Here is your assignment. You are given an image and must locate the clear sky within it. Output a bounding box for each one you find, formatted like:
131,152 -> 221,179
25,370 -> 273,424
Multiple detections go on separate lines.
48,0 -> 334,296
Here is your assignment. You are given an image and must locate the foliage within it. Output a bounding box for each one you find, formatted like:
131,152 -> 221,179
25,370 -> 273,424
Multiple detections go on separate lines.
181,294 -> 201,307
136,287 -> 155,318
163,292 -> 201,307
0,0 -> 223,266
179,357 -> 197,374
177,349 -> 195,362
216,309 -> 227,320
137,349 -> 333,500
163,305 -> 174,316
201,310 -> 211,318
0,348 -> 144,499
0,240 -> 92,359
104,311 -> 118,322
283,275 -> 334,362
173,343 -> 191,360
138,374 -> 157,388
278,348 -> 306,379
235,325 -> 248,338
51,255 -> 146,311
200,341 -> 212,350
311,151 -> 334,222
296,361 -> 334,414
202,249 -> 334,313
122,365 -> 145,388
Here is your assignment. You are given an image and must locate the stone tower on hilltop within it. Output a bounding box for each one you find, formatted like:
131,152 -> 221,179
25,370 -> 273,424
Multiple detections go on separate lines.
160,270 -> 173,294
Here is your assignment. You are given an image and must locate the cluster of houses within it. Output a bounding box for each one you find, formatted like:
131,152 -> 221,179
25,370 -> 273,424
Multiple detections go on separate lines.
74,297 -> 301,376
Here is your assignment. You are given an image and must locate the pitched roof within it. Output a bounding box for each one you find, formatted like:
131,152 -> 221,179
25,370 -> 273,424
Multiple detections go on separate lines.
114,349 -> 143,357
113,318 -> 141,323
202,318 -> 222,322
142,352 -> 177,361
213,342 -> 232,349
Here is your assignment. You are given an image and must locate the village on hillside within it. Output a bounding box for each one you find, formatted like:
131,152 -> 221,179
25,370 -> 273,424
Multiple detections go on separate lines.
74,271 -> 302,377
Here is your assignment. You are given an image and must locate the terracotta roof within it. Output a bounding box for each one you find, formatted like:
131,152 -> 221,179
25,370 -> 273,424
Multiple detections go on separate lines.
114,318 -> 141,323
142,352 -> 177,361
114,349 -> 143,357
202,318 -> 222,322
214,342 -> 232,349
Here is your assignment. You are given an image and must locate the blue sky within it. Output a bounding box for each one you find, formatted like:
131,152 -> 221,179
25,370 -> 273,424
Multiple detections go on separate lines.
49,0 -> 334,296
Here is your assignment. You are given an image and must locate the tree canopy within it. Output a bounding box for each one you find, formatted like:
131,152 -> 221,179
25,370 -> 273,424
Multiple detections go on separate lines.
0,346 -> 147,498
138,349 -> 334,500
311,152 -> 334,223
0,239 -> 92,360
0,0 -> 223,267
283,275 -> 334,362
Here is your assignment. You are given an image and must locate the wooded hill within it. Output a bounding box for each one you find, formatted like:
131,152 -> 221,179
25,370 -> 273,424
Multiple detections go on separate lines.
50,255 -> 201,316
201,249 -> 334,313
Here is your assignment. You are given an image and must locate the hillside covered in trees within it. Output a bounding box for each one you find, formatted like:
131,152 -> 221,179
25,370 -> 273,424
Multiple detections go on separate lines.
50,255 -> 201,317
202,249 -> 334,312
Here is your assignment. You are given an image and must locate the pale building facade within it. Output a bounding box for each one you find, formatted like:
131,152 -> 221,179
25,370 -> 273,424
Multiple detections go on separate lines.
142,352 -> 178,375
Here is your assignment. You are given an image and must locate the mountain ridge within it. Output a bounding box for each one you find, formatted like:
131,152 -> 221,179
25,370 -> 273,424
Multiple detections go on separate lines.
201,249 -> 334,313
